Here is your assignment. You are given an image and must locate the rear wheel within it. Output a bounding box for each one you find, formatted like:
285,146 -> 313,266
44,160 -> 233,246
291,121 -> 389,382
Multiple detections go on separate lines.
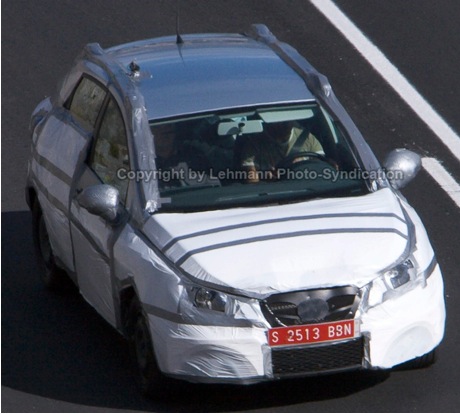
32,201 -> 69,291
126,297 -> 174,399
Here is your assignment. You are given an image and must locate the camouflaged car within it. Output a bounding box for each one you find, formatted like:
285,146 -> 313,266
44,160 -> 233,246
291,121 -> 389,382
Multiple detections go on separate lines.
26,24 -> 445,397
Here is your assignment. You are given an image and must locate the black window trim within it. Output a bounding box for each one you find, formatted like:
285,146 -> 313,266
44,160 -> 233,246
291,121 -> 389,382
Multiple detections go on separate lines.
88,91 -> 131,205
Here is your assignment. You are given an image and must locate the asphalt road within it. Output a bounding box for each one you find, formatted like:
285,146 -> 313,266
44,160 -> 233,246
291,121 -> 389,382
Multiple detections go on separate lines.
2,0 -> 460,412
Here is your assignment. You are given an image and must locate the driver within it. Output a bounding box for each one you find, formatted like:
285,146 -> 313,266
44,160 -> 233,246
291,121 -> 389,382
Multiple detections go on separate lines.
240,121 -> 324,183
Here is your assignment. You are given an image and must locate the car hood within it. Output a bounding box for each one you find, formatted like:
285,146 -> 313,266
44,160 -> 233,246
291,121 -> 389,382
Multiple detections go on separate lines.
143,188 -> 410,296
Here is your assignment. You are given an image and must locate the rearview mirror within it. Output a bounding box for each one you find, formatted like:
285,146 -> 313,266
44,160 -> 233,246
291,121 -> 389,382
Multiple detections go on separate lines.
383,149 -> 421,190
217,120 -> 263,136
76,184 -> 120,222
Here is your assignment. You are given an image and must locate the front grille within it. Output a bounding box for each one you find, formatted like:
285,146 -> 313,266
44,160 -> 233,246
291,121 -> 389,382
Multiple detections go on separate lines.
262,286 -> 360,327
271,337 -> 364,377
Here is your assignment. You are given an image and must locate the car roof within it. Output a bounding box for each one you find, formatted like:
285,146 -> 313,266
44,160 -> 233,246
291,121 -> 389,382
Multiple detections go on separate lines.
103,33 -> 315,121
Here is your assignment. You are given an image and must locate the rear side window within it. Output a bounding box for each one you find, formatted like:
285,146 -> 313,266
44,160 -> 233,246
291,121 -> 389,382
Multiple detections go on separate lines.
69,77 -> 106,129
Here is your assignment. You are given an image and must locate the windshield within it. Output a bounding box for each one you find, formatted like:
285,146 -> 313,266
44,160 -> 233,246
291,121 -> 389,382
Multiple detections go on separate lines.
150,103 -> 368,212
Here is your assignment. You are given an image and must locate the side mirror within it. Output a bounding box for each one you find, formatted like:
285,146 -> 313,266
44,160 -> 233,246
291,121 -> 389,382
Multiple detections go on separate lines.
383,149 -> 421,190
76,184 -> 120,222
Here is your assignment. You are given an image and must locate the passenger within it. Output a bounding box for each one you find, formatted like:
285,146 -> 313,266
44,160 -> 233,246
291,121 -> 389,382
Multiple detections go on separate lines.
152,124 -> 181,170
152,123 -> 218,188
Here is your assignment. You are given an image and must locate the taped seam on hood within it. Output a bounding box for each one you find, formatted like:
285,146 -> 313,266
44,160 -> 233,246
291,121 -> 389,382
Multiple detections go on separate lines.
161,212 -> 406,253
380,199 -> 417,273
133,227 -> 262,299
175,227 -> 408,267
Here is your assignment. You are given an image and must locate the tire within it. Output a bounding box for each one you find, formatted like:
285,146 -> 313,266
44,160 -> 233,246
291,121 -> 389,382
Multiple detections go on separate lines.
32,201 -> 69,291
397,349 -> 437,370
126,297 -> 174,399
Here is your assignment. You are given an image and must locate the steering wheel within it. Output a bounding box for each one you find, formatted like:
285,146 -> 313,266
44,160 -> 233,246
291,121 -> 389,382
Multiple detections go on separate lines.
276,151 -> 337,170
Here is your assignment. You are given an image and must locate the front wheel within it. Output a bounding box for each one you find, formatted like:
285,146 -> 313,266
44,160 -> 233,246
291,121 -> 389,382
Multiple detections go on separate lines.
126,297 -> 174,398
397,349 -> 437,370
32,201 -> 69,291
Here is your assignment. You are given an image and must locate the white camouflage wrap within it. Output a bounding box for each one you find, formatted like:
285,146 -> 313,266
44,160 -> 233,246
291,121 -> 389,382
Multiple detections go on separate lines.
26,27 -> 445,384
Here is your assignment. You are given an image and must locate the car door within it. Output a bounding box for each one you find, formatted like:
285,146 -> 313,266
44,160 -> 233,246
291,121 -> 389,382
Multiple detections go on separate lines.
30,75 -> 107,274
70,91 -> 130,326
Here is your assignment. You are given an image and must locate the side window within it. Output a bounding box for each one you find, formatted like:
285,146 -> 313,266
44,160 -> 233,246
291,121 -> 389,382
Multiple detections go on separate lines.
69,77 -> 106,129
90,97 -> 130,202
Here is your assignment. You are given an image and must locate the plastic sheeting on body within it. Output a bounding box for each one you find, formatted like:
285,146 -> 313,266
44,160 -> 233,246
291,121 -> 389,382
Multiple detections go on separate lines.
104,186 -> 446,381
144,188 -> 411,296
26,30 -> 446,384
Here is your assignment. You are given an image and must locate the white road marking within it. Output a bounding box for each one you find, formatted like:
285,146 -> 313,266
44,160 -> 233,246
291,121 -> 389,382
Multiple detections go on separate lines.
310,0 -> 460,164
309,0 -> 460,208
422,158 -> 460,208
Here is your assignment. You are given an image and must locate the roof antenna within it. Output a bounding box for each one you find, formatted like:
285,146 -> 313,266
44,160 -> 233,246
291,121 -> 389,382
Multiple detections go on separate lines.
176,0 -> 184,44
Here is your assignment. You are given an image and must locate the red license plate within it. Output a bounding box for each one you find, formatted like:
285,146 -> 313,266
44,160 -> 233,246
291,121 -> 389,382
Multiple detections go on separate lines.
268,320 -> 356,347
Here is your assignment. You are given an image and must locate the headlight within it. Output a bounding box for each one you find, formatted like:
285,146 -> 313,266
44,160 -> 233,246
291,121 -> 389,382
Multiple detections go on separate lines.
192,287 -> 228,312
364,257 -> 426,309
383,259 -> 414,289
179,284 -> 268,328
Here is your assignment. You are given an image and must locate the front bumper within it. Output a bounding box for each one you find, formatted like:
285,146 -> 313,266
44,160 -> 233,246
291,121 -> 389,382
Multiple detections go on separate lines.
146,267 -> 445,384
360,264 -> 445,368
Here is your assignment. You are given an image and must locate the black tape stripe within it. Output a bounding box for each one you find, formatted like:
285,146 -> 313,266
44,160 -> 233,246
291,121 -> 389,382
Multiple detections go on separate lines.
142,303 -> 254,327
423,256 -> 438,280
142,303 -> 184,324
133,227 -> 257,298
176,227 -> 408,267
31,173 -> 68,214
162,212 -> 406,252
69,214 -> 110,263
32,146 -> 73,186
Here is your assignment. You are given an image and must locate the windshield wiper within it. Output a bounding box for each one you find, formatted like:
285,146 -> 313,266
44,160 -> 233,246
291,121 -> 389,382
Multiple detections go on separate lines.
216,188 -> 313,202
161,184 -> 220,196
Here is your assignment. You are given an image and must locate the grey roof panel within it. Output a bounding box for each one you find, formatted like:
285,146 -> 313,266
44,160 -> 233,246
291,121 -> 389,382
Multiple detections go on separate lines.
105,34 -> 314,120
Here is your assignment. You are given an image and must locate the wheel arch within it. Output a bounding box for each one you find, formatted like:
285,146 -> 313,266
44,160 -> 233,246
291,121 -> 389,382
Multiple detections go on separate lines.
119,284 -> 138,336
26,186 -> 38,211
